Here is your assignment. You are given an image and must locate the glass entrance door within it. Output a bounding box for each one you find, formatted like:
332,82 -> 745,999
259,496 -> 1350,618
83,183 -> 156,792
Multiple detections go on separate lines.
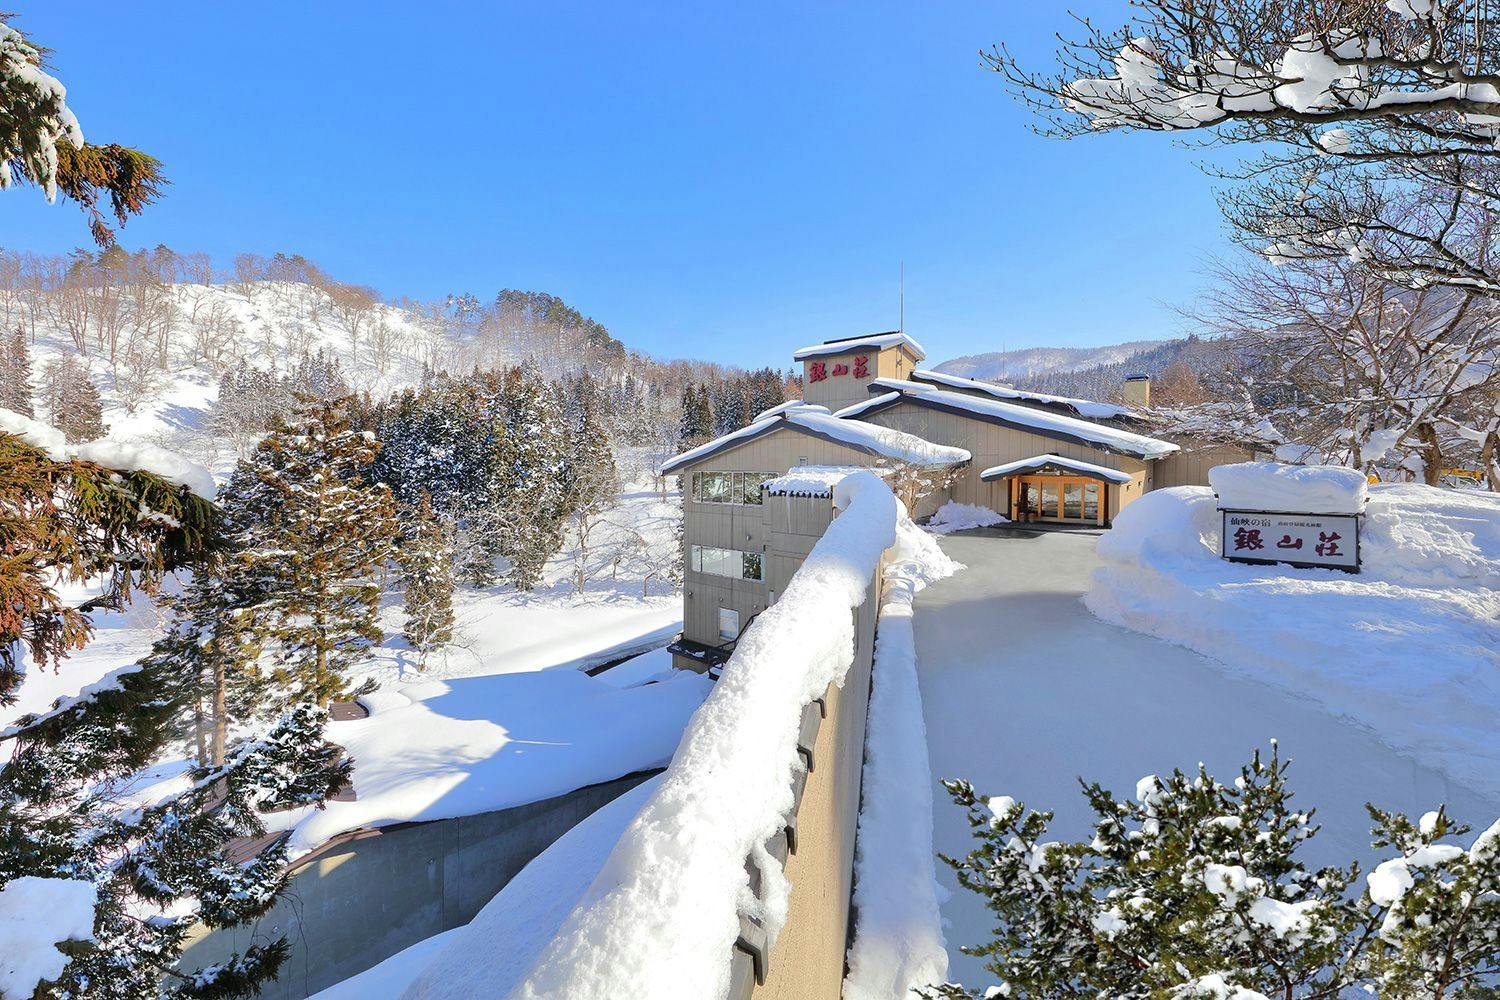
1014,476 -> 1106,524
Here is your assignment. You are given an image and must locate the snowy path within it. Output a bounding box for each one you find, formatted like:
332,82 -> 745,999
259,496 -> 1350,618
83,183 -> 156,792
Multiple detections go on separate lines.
914,527 -> 1500,991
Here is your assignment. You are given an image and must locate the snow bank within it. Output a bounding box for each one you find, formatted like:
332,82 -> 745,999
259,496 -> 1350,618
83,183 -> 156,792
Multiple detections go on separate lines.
0,877 -> 96,1000
397,776 -> 663,1000
504,472 -> 900,1000
926,501 -> 1008,535
1210,462 -> 1367,515
843,520 -> 957,999
1087,484 -> 1500,797
275,669 -> 710,858
0,407 -> 216,499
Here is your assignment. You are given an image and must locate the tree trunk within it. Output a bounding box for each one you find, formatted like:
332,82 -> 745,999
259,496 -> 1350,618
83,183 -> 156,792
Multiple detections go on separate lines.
1482,432 -> 1500,494
211,653 -> 226,768
1415,422 -> 1443,486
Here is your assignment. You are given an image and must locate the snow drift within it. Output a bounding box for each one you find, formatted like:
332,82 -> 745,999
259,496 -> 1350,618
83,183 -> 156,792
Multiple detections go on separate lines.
1087,483 -> 1500,798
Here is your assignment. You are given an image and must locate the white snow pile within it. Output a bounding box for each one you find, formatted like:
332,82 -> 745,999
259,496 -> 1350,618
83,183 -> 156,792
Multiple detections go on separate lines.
904,369 -> 1138,421
1210,462 -> 1368,515
1087,482 -> 1500,798
271,669 -> 711,859
0,876 -> 96,1000
0,407 -> 217,499
503,471 -> 900,1000
765,465 -> 886,496
843,519 -> 959,999
925,501 -> 1009,535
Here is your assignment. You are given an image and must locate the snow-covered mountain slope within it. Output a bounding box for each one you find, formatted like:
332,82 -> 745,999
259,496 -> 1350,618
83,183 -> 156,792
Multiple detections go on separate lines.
15,280 -> 442,480
934,340 -> 1167,382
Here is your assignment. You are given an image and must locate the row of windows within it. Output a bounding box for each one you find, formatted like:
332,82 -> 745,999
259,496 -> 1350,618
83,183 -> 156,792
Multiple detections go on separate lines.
690,544 -> 764,582
690,471 -> 773,505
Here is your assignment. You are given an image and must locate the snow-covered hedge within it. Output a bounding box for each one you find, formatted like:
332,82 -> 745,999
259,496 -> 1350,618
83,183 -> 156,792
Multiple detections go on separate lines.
504,472 -> 900,1000
1087,483 -> 1500,798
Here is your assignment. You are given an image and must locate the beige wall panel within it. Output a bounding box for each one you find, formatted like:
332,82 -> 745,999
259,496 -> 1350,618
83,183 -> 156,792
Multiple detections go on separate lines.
1153,445 -> 1253,490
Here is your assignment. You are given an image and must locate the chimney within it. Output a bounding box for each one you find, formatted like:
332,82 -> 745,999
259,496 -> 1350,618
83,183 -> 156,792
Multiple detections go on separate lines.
1123,374 -> 1150,408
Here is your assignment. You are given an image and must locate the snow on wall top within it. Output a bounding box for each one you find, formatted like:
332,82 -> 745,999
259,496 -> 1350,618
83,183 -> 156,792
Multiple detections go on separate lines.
792,331 -> 926,362
907,370 -> 1139,421
504,472 -> 901,1000
1209,462 -> 1369,514
764,465 -> 889,497
843,383 -> 1180,460
981,453 -> 1136,485
752,400 -> 830,421
0,408 -> 218,499
660,408 -> 969,475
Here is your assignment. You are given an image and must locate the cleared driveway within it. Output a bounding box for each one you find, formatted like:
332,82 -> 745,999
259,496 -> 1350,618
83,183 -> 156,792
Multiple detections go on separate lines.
915,527 -> 1500,990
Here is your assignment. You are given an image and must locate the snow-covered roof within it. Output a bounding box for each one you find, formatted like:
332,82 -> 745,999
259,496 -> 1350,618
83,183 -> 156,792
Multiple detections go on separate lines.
905,370 -> 1140,421
980,454 -> 1136,485
660,409 -> 970,475
764,465 -> 890,497
837,384 -> 1180,461
792,331 -> 926,362
752,400 -> 830,421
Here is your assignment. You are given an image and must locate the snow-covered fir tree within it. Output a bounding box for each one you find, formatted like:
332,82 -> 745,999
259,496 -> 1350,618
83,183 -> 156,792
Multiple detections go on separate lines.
223,396 -> 399,706
0,326 -> 33,415
485,364 -> 570,591
558,373 -> 620,594
40,353 -> 105,442
926,744 -> 1500,999
399,492 -> 455,671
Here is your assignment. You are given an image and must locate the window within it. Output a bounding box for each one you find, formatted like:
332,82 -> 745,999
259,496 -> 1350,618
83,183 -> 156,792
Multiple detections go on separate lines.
690,544 -> 765,582
692,471 -> 771,505
718,608 -> 740,641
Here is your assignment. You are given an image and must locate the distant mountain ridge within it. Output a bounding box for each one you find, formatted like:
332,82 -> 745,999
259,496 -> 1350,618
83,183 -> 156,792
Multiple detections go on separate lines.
933,340 -> 1169,382
934,335 -> 1242,402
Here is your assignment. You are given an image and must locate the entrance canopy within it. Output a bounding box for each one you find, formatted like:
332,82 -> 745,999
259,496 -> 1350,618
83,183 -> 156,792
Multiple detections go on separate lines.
980,453 -> 1135,485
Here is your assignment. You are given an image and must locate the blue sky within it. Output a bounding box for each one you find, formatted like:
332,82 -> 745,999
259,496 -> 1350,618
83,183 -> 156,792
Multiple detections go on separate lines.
6,2 -> 1234,369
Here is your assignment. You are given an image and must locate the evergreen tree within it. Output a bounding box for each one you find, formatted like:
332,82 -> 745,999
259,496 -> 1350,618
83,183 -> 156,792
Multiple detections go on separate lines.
0,326 -> 33,416
487,364 -> 569,591
558,376 -> 620,593
927,745 -> 1500,999
0,16 -> 165,245
679,383 -> 711,447
399,493 -> 455,671
41,353 -> 106,442
226,397 -> 399,706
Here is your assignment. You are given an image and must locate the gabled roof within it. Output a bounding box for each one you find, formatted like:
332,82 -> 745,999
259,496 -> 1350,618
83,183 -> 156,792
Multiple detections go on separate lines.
836,384 -> 1179,461
980,454 -> 1136,485
905,370 -> 1141,422
660,409 -> 969,475
792,331 -> 926,362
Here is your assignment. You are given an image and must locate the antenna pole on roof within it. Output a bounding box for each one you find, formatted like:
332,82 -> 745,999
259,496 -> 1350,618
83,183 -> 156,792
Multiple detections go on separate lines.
899,260 -> 905,334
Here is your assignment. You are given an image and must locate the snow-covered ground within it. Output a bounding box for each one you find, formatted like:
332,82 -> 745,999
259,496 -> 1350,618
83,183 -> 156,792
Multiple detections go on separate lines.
1089,483 -> 1500,798
914,527 -> 1500,992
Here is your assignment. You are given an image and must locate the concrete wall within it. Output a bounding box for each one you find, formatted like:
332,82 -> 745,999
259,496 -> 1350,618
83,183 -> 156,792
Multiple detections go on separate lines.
860,398 -> 1153,517
178,771 -> 657,1000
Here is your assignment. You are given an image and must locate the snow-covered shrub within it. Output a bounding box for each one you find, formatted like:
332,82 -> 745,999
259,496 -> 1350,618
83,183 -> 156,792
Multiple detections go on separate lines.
925,745 -> 1500,999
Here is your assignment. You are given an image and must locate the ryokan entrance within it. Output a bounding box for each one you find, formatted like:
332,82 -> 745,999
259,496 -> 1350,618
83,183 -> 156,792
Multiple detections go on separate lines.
1011,475 -> 1106,525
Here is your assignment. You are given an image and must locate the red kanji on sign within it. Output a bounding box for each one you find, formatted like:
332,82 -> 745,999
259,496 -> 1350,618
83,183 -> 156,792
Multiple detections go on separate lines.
831,363 -> 850,376
809,361 -> 828,383
1315,531 -> 1342,557
1233,527 -> 1265,551
853,355 -> 869,378
1275,535 -> 1303,550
